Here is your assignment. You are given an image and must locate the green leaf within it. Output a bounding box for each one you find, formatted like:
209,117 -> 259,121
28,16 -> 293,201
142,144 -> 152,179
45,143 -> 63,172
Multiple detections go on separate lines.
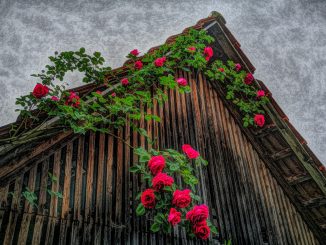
94,51 -> 101,58
129,165 -> 141,173
47,190 -> 63,199
48,172 -> 58,182
190,192 -> 201,202
169,163 -> 180,172
150,222 -> 161,233
135,192 -> 142,200
139,155 -> 150,163
136,203 -> 145,216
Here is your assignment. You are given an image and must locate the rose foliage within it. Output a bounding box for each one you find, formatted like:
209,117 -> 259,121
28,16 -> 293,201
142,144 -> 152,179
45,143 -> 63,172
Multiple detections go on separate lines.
130,145 -> 218,240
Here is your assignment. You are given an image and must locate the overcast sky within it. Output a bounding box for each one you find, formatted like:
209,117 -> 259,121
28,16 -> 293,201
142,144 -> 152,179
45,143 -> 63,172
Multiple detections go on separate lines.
0,0 -> 325,163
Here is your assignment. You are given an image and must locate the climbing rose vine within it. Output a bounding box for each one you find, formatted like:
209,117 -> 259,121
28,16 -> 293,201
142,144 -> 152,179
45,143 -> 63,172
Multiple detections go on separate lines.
8,27 -> 269,148
130,145 -> 218,240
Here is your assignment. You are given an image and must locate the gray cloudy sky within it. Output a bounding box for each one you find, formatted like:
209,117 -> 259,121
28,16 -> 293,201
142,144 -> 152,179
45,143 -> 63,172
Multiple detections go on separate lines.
0,0 -> 325,163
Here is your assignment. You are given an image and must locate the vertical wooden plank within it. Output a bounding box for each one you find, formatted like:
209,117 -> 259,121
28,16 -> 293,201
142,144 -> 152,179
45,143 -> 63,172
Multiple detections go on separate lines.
113,129 -> 124,244
45,150 -> 61,245
104,134 -> 114,244
17,166 -> 37,244
31,158 -> 49,244
71,136 -> 84,244
83,132 -> 95,244
0,185 -> 9,232
188,70 -> 207,203
124,119 -> 131,245
131,118 -> 139,245
94,133 -> 105,244
3,174 -> 23,245
59,142 -> 73,245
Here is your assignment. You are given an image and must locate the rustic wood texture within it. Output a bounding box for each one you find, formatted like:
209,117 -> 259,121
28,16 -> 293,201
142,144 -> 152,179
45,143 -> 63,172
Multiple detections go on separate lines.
0,70 -> 320,244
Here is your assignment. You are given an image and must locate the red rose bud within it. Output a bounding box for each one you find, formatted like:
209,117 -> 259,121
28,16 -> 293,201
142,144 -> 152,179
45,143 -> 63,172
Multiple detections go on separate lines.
111,92 -> 116,97
235,63 -> 241,71
154,57 -> 166,67
121,78 -> 129,86
96,90 -> 102,94
244,73 -> 254,85
182,144 -> 200,159
319,165 -> 326,172
140,189 -> 156,209
51,96 -> 59,101
254,114 -> 265,127
188,46 -> 196,52
172,189 -> 191,208
257,90 -> 265,97
193,221 -> 210,240
176,77 -> 187,86
134,60 -> 143,70
32,83 -> 49,99
203,46 -> 213,61
218,68 -> 224,72
186,204 -> 209,224
151,172 -> 174,191
148,155 -> 165,175
168,208 -> 181,226
130,49 -> 140,56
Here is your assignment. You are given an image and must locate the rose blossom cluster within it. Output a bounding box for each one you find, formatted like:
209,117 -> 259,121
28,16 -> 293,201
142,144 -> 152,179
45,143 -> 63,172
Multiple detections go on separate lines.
31,83 -> 81,108
139,144 -> 213,240
239,71 -> 267,128
186,204 -> 211,240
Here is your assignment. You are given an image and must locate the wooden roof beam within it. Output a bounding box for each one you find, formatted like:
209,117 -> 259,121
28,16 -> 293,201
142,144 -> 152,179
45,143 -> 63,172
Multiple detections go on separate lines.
252,123 -> 278,138
302,197 -> 326,209
286,174 -> 311,185
269,147 -> 293,161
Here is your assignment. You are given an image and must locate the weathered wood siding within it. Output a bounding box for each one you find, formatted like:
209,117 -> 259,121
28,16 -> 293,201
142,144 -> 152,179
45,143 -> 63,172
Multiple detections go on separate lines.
0,70 -> 319,244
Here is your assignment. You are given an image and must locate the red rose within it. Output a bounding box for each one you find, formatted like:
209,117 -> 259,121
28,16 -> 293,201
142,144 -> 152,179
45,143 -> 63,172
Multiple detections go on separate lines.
203,46 -> 213,61
244,73 -> 254,85
176,77 -> 187,86
168,208 -> 181,226
140,189 -> 156,209
172,189 -> 191,208
130,49 -> 140,56
32,83 -> 49,99
235,63 -> 241,71
121,78 -> 129,86
188,46 -> 196,52
51,96 -> 59,101
152,172 -> 174,191
257,90 -> 265,97
148,155 -> 165,175
193,221 -> 210,240
134,60 -> 143,70
154,57 -> 166,67
96,90 -> 102,94
182,144 -> 200,159
65,91 -> 80,108
186,204 -> 209,224
218,68 -> 224,72
254,114 -> 265,127
111,92 -> 116,97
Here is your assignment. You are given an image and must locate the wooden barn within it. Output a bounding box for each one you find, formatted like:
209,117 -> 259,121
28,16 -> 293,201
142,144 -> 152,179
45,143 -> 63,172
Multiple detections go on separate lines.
0,12 -> 326,245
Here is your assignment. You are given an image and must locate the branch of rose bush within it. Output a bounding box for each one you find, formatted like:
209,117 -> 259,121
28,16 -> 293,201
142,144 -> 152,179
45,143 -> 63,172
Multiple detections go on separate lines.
131,144 -> 218,240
